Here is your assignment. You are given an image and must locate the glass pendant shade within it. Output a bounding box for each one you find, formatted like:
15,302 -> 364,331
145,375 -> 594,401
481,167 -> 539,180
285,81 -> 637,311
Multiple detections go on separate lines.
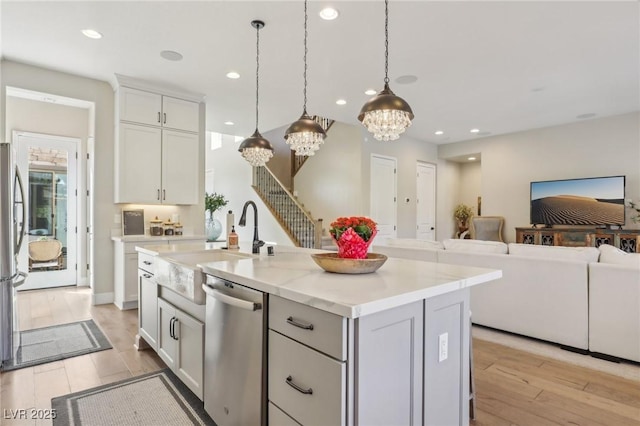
284,112 -> 327,156
358,82 -> 414,141
238,129 -> 274,167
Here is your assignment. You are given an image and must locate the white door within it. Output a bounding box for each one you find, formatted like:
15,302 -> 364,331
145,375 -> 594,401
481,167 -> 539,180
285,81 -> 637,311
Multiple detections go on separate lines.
370,155 -> 397,238
15,132 -> 79,290
416,162 -> 436,240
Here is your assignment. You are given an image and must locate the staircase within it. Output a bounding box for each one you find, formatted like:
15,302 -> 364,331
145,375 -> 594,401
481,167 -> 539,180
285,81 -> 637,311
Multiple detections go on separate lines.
253,116 -> 334,248
252,166 -> 322,248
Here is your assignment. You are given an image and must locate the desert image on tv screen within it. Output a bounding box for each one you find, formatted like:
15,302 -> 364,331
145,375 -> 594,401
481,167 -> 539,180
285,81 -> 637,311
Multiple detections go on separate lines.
531,176 -> 625,226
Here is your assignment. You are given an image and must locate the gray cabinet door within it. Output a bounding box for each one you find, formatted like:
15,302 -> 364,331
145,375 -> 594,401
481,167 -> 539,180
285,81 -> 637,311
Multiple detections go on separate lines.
355,300 -> 424,426
138,271 -> 158,350
157,298 -> 177,370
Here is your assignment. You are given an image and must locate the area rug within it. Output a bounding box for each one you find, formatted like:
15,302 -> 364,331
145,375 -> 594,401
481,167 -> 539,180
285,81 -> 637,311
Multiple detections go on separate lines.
1,319 -> 112,371
52,368 -> 215,426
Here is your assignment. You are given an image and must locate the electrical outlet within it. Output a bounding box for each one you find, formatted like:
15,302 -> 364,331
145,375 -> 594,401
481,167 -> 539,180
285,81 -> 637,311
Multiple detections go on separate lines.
438,332 -> 448,362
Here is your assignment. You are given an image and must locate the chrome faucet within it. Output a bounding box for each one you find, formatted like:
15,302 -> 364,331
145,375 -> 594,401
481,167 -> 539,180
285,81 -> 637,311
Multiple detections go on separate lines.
239,201 -> 264,254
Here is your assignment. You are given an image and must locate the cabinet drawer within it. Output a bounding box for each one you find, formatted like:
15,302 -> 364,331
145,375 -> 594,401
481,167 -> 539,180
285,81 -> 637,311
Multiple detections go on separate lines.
269,295 -> 346,361
269,330 -> 345,426
138,252 -> 155,273
269,402 -> 301,426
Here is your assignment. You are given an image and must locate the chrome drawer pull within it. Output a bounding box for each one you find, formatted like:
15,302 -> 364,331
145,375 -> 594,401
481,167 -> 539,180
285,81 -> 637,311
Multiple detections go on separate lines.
286,316 -> 314,330
286,376 -> 313,395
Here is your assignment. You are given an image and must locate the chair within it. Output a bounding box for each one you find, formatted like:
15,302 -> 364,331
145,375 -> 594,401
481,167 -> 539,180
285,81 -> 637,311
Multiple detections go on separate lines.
470,216 -> 505,242
28,239 -> 63,271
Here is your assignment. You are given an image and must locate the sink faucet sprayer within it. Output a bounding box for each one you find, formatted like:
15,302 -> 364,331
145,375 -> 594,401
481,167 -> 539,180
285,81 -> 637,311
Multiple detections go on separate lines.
239,201 -> 264,254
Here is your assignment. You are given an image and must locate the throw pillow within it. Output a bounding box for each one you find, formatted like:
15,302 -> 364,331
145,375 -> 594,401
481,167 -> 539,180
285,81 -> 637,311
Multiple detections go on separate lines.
508,243 -> 600,262
443,239 -> 508,254
598,244 -> 640,267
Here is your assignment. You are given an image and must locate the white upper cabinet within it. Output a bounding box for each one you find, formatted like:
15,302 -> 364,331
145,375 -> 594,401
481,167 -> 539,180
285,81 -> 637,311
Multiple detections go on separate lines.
113,76 -> 203,205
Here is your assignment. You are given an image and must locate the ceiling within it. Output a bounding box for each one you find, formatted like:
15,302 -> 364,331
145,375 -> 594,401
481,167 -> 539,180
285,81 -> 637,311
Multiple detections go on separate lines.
1,1 -> 638,145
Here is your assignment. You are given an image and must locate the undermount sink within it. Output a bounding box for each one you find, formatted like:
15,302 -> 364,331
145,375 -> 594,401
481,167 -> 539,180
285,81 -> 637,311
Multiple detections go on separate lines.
154,250 -> 254,304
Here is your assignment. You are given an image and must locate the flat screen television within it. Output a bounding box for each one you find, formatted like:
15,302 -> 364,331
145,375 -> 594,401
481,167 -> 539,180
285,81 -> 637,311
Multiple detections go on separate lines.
530,175 -> 625,226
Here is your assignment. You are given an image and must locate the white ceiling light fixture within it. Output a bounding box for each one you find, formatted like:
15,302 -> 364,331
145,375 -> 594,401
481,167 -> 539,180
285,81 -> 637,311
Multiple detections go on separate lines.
470,128 -> 480,133
364,89 -> 377,96
468,157 -> 476,161
238,20 -> 274,167
434,130 -> 444,135
81,29 -> 102,39
285,0 -> 326,157
336,99 -> 347,105
226,71 -> 240,79
160,50 -> 183,61
224,121 -> 234,126
319,7 -> 339,20
358,0 -> 414,141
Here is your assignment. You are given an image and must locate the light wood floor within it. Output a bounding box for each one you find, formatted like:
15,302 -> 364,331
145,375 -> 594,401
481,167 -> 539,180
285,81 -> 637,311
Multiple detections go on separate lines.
2,286 -> 639,426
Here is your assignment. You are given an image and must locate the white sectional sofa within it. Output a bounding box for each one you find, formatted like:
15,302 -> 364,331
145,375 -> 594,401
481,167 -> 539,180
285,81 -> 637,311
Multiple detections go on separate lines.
372,238 -> 640,362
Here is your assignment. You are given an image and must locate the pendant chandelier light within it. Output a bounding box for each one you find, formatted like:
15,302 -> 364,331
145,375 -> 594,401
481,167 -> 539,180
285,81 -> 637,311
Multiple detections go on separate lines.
239,20 -> 274,166
358,0 -> 414,141
284,0 -> 326,156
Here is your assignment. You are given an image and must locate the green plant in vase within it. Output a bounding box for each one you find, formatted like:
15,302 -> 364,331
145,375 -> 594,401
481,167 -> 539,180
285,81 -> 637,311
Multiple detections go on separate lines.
453,203 -> 473,232
205,192 -> 228,241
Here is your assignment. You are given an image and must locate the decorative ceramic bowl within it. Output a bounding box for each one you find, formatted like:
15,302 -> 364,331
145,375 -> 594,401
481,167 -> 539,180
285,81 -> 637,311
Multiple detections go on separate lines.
310,253 -> 388,274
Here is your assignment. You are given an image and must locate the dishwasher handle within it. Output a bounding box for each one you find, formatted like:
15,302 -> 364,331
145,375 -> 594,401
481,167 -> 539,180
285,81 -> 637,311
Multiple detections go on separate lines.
202,284 -> 262,311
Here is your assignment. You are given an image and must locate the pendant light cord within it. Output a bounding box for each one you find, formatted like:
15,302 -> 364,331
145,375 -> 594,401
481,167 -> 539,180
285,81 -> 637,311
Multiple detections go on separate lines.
255,23 -> 261,130
303,0 -> 309,114
384,0 -> 389,85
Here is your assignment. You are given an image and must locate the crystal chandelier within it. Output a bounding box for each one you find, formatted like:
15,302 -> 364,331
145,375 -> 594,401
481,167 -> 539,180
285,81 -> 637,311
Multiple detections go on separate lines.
358,0 -> 414,141
239,20 -> 274,166
284,0 -> 326,156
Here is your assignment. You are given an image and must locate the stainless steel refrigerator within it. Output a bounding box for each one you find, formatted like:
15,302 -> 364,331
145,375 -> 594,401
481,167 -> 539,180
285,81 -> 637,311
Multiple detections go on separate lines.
0,142 -> 27,365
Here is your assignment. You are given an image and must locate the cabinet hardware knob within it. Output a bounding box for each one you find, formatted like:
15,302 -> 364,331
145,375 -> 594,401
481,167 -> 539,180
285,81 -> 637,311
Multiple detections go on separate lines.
163,189 -> 166,201
157,112 -> 161,123
143,261 -> 152,265
173,318 -> 179,340
143,273 -> 151,278
163,113 -> 167,124
286,316 -> 314,330
169,317 -> 175,339
286,376 -> 313,395
157,189 -> 160,200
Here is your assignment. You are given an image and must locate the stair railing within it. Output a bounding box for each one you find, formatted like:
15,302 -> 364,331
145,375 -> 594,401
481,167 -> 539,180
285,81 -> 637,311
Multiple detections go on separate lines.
291,116 -> 335,178
252,166 -> 322,249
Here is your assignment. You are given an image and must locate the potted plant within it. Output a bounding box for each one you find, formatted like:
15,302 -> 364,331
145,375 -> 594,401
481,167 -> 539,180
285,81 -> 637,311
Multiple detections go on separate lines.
205,192 -> 228,241
453,203 -> 473,232
329,216 -> 378,259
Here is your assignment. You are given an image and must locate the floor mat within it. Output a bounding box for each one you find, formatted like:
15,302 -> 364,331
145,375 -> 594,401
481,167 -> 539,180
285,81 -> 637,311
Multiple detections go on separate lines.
1,319 -> 112,371
52,368 -> 215,426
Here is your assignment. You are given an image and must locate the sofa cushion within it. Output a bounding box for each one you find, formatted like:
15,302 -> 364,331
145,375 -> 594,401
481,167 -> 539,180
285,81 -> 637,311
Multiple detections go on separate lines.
508,243 -> 599,262
384,238 -> 444,250
443,239 -> 508,254
598,244 -> 640,267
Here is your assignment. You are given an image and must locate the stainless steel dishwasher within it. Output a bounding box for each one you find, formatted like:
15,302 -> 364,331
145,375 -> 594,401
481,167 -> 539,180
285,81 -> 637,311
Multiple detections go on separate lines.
202,276 -> 267,426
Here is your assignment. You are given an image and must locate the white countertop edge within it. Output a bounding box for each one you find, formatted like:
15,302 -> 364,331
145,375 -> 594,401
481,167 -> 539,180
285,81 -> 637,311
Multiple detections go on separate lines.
112,234 -> 207,243
199,264 -> 502,319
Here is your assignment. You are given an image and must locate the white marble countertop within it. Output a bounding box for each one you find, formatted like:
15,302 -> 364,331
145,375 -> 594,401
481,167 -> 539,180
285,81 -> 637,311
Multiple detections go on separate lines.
197,247 -> 502,319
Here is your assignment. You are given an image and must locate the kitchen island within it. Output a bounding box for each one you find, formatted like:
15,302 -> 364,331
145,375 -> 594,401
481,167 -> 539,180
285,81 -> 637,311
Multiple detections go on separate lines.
136,244 -> 501,426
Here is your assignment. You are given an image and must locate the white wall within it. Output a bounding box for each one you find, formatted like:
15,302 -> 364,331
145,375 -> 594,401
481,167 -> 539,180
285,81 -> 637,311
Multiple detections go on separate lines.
460,161 -> 482,216
205,133 -> 294,246
1,60 -> 115,300
439,112 -> 640,242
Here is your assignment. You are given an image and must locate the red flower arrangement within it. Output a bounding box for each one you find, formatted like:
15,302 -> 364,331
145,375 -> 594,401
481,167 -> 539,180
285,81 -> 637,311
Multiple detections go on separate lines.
329,216 -> 378,259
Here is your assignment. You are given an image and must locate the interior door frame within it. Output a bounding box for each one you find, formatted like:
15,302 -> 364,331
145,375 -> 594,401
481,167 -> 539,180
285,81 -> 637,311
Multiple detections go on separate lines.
14,131 -> 80,290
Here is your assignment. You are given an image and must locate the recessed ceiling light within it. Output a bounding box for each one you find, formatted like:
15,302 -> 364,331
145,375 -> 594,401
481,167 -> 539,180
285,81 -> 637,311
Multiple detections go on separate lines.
395,75 -> 418,85
470,128 -> 480,133
468,157 -> 476,161
319,7 -> 339,20
81,29 -> 102,39
336,99 -> 347,106
365,89 -> 377,96
160,50 -> 183,61
434,130 -> 444,135
224,121 -> 234,126
576,113 -> 597,119
226,71 -> 240,79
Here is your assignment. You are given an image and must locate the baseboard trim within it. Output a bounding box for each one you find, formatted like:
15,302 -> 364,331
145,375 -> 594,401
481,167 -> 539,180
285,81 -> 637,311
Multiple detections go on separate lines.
93,292 -> 114,306
560,345 -> 589,355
